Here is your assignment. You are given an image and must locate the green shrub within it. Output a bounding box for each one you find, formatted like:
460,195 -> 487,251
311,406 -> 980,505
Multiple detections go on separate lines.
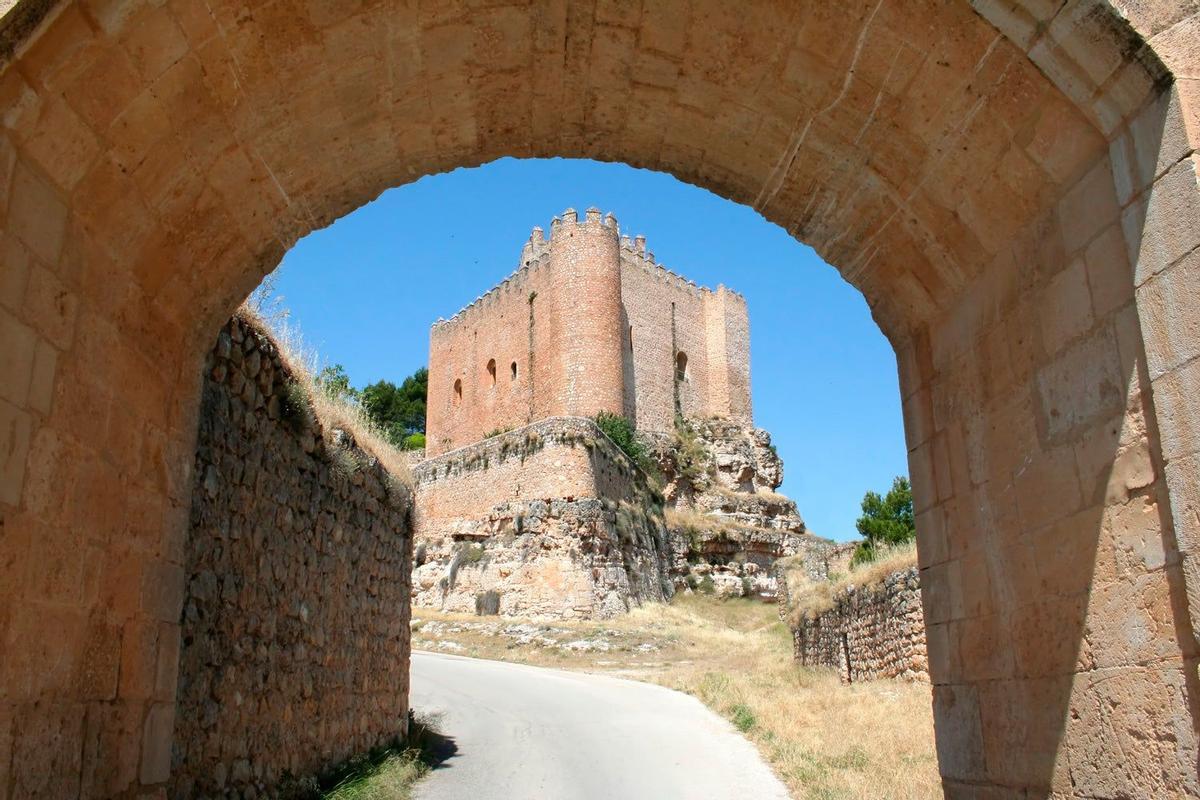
402,432 -> 426,451
475,590 -> 501,616
730,703 -> 757,733
593,412 -> 658,477
280,380 -> 315,433
672,415 -> 709,483
697,575 -> 715,595
458,543 -> 486,564
851,476 -> 915,566
594,411 -> 642,458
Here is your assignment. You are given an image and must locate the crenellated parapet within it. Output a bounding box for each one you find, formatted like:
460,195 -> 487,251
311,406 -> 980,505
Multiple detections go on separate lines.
617,231 -> 746,305
433,207 -> 623,333
425,208 -> 753,455
432,207 -> 744,333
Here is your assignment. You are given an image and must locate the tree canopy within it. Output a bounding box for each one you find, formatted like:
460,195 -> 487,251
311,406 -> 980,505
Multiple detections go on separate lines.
314,364 -> 428,449
360,368 -> 428,441
851,475 -> 915,566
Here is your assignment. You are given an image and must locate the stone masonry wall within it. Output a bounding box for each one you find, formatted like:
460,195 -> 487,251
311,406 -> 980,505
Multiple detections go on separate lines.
425,209 -> 751,455
618,240 -> 750,434
789,566 -> 927,683
173,316 -> 414,798
412,417 -> 673,618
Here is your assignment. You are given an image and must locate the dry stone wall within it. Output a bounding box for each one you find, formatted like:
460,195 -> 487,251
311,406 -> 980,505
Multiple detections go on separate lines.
411,417 -> 673,618
173,316 -> 415,798
788,566 -> 927,683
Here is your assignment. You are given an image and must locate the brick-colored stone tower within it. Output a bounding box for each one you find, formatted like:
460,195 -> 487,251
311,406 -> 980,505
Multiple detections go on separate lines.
425,209 -> 751,456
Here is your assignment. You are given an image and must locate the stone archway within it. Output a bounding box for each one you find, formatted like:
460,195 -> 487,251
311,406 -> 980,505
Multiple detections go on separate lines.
0,1 -> 1198,796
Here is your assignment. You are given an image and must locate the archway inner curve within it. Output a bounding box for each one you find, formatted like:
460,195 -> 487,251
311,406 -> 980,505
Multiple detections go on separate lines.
0,0 -> 1197,797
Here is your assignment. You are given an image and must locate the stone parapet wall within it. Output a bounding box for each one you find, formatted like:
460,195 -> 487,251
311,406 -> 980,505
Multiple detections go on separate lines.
412,417 -> 673,618
414,416 -> 642,512
789,566 -> 927,683
173,316 -> 414,798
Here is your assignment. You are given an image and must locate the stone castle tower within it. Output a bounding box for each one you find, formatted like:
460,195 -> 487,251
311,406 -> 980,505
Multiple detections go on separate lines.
425,207 -> 751,455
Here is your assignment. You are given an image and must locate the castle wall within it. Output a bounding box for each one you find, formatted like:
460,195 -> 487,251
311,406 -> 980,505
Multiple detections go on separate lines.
618,244 -> 751,433
411,417 -> 673,618
175,317 -> 414,797
426,212 -> 752,455
425,210 -> 626,456
425,260 -> 548,457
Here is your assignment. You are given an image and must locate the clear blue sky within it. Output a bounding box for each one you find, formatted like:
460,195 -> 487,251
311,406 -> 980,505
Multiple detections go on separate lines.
265,157 -> 905,541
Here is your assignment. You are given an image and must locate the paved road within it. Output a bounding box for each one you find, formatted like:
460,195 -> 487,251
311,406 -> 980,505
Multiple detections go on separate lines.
410,651 -> 791,800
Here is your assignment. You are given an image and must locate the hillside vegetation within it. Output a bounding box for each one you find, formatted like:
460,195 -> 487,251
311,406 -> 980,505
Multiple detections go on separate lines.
779,541 -> 919,626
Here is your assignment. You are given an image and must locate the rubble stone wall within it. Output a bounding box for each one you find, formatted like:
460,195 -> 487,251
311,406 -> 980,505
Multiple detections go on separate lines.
790,566 -> 927,683
173,316 -> 415,798
412,417 -> 673,618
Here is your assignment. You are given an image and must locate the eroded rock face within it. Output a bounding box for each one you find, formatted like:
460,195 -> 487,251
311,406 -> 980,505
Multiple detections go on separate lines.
651,419 -> 805,532
411,496 -> 673,619
651,417 -> 834,600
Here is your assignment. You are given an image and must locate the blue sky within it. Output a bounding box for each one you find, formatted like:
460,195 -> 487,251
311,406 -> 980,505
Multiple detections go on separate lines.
265,157 -> 905,541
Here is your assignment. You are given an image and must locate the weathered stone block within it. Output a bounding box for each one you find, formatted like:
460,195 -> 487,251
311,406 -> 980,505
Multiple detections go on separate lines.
1124,154 -> 1200,286
932,683 -> 986,781
1137,247 -> 1200,381
1153,355 -> 1200,461
0,398 -> 31,507
138,702 -> 174,785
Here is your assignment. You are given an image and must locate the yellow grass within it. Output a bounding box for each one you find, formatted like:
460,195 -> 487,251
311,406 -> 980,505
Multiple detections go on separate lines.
235,304 -> 413,488
665,507 -> 729,533
781,542 -> 918,626
411,595 -> 939,800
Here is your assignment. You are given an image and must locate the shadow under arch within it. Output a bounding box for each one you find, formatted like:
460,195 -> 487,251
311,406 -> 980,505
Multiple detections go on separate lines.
0,0 -> 1197,797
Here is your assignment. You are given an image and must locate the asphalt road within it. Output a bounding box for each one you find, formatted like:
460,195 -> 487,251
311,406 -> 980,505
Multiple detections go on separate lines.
410,650 -> 791,800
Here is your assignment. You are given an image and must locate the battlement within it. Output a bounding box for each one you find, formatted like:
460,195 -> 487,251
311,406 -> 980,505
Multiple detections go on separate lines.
432,208 -> 742,332
425,209 -> 753,456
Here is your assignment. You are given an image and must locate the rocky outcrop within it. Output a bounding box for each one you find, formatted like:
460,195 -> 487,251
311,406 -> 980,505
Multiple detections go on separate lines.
650,417 -> 825,599
411,418 -> 674,619
175,315 -> 415,798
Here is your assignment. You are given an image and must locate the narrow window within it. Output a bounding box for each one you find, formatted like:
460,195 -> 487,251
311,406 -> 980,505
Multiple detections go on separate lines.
487,358 -> 497,386
510,361 -> 518,380
453,379 -> 462,406
629,325 -> 634,351
675,351 -> 688,382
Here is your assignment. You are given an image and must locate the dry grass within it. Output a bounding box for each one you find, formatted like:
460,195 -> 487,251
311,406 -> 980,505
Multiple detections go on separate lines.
781,542 -> 918,626
665,507 -> 728,533
411,595 -> 939,800
319,714 -> 450,800
322,752 -> 427,800
235,304 -> 413,488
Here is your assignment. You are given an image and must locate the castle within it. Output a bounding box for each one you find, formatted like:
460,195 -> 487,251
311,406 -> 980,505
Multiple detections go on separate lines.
425,207 -> 750,455
411,210 -> 835,618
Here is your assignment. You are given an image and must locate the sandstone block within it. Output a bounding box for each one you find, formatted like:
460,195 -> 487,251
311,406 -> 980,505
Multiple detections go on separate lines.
1137,247 -> 1200,381
0,398 -> 31,507
1124,154 -> 1200,286
1153,356 -> 1200,461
